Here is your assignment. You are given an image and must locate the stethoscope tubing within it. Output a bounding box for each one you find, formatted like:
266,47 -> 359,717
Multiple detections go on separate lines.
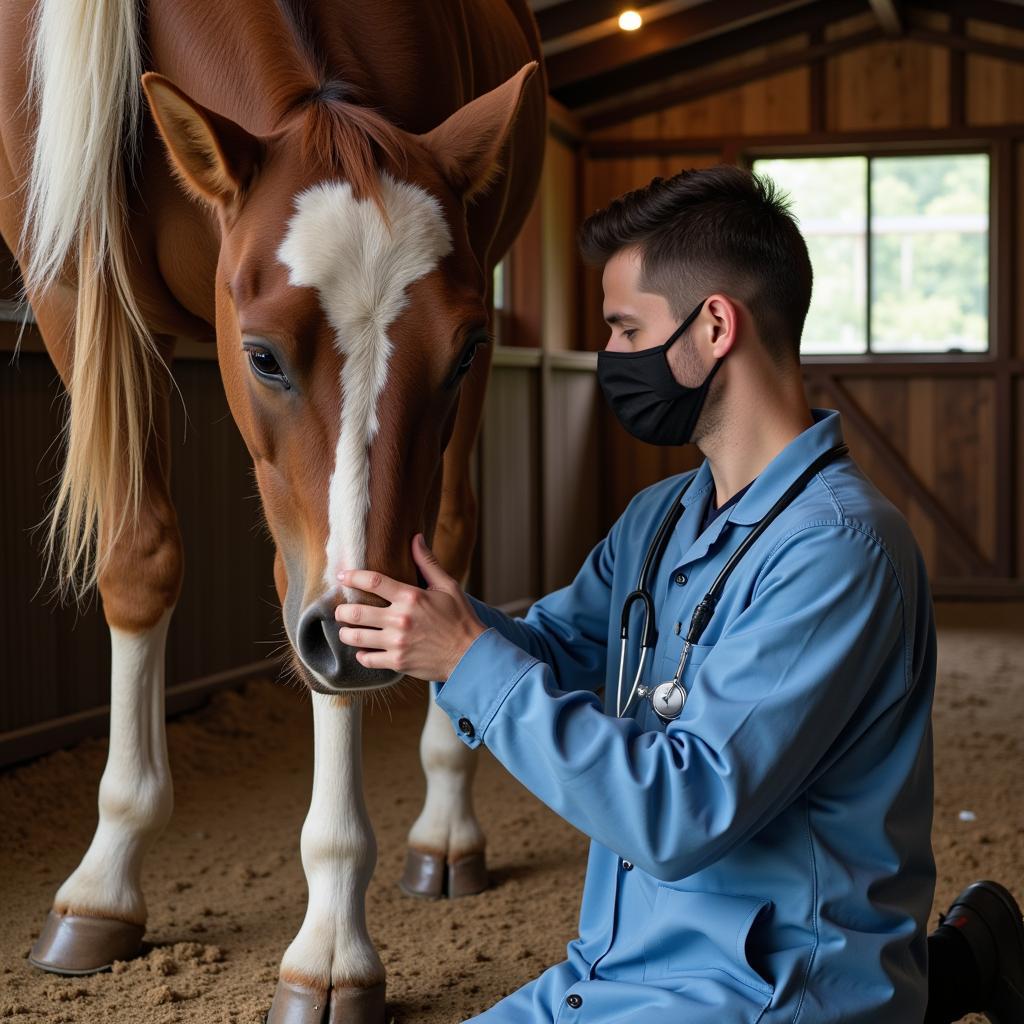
615,443 -> 849,721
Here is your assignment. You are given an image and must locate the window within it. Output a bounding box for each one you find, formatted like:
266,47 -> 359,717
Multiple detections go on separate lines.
490,258 -> 507,346
493,258 -> 506,312
751,153 -> 989,355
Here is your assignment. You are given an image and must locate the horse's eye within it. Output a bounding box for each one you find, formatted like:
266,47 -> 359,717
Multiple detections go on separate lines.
250,349 -> 281,375
244,345 -> 291,389
458,345 -> 479,373
448,333 -> 488,388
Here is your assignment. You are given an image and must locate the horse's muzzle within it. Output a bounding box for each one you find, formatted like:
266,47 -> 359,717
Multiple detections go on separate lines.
294,593 -> 401,693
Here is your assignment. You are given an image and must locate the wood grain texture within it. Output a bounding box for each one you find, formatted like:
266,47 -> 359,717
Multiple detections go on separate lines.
541,134 -> 580,353
587,36 -> 811,141
541,363 -> 603,591
505,189 -> 544,348
846,376 -> 997,577
826,36 -> 949,130
967,21 -> 1024,125
478,364 -> 542,606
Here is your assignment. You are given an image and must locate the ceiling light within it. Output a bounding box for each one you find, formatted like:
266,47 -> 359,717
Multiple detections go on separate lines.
618,9 -> 643,31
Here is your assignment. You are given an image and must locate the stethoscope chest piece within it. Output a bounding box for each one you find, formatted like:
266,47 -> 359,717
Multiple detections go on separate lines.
636,679 -> 686,720
651,680 -> 686,719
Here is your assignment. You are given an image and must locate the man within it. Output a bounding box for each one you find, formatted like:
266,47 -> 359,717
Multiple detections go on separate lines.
335,166 -> 1024,1022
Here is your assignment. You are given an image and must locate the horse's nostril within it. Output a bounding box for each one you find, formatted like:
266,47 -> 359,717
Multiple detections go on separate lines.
293,595 -> 400,692
296,597 -> 344,682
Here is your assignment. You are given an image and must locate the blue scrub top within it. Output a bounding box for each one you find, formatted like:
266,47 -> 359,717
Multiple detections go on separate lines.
434,408 -> 937,1024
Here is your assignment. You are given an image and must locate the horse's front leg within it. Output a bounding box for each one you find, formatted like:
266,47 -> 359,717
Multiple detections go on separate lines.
402,697 -> 487,898
30,608 -> 176,973
401,351 -> 490,899
268,695 -> 386,1024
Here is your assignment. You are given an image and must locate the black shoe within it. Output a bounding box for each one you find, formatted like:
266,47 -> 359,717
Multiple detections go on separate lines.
938,881 -> 1024,1024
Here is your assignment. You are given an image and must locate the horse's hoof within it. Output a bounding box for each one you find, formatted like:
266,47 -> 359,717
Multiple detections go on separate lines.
399,848 -> 488,899
448,851 -> 488,897
28,910 -> 144,975
266,977 -> 386,1024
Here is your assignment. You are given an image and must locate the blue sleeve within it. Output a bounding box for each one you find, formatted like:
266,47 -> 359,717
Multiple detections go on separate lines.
435,523 -> 908,881
451,506 -> 626,696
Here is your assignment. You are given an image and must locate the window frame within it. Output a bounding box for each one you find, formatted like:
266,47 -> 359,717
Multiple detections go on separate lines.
741,139 -> 1000,367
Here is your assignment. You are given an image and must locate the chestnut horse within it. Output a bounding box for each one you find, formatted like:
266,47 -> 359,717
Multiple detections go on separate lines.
0,0 -> 544,1019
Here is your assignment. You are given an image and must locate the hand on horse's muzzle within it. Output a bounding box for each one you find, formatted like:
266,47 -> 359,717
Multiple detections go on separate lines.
334,534 -> 486,683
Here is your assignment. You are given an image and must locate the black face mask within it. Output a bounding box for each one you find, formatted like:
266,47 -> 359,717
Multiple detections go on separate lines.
597,298 -> 722,446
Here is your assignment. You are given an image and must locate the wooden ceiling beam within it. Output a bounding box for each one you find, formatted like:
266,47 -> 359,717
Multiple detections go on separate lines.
868,0 -> 905,35
552,0 -> 863,108
546,0 -> 817,91
907,25 -> 1024,62
914,0 -> 1024,31
582,26 -> 883,130
535,0 -> 632,42
586,123 -> 1024,152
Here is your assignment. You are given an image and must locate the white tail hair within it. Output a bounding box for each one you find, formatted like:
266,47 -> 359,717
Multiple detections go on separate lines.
21,0 -> 167,602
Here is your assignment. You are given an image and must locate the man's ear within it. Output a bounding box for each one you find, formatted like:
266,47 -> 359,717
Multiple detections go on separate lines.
417,62 -> 538,201
705,294 -> 740,358
141,72 -> 263,207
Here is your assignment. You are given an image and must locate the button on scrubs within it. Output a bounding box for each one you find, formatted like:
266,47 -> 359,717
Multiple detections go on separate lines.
434,408 -> 937,1024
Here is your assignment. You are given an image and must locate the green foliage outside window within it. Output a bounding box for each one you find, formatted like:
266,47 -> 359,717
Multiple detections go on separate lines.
753,153 -> 989,355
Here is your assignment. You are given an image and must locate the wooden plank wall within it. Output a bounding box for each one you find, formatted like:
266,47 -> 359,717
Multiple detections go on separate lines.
474,112 -> 607,603
568,10 -> 1023,597
475,349 -> 604,604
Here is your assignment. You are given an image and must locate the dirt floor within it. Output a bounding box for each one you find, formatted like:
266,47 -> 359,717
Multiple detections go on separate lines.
1,608 -> 1021,1023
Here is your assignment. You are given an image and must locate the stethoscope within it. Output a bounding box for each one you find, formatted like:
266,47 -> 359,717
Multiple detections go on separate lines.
615,443 -> 849,722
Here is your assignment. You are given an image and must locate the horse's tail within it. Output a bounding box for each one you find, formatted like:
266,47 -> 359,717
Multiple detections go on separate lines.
21,0 -> 165,603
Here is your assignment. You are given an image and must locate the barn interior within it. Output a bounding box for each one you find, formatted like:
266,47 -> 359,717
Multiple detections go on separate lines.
1,1 -> 1022,1022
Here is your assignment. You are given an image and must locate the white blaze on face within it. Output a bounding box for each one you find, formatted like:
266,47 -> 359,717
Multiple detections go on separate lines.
277,174 -> 453,598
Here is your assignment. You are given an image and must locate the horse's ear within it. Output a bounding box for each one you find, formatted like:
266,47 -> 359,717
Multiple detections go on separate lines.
418,62 -> 539,200
141,72 -> 262,207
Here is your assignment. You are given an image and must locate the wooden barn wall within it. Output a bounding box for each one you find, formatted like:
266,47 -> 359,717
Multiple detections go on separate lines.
473,114 -> 606,603
575,11 -> 1024,598
475,349 -> 603,604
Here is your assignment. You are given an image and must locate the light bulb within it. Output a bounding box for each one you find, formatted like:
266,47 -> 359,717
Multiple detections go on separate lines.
618,9 -> 643,31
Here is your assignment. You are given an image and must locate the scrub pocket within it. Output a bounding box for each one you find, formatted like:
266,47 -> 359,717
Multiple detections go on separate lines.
642,886 -> 775,1016
659,641 -> 712,695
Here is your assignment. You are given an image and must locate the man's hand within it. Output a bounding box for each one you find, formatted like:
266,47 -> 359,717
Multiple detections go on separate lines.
335,533 -> 486,682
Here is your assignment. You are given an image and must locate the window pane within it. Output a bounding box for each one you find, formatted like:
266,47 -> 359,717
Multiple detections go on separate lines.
870,154 -> 989,353
493,259 -> 506,311
753,157 -> 868,355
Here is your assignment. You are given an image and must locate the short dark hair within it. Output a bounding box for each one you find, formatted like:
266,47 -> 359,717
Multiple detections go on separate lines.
578,165 -> 812,366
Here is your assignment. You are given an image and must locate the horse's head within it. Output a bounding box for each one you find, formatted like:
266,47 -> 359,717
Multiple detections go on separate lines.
141,65 -> 537,694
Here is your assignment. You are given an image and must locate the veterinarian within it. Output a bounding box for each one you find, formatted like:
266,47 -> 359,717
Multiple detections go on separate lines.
335,166 -> 1024,1023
